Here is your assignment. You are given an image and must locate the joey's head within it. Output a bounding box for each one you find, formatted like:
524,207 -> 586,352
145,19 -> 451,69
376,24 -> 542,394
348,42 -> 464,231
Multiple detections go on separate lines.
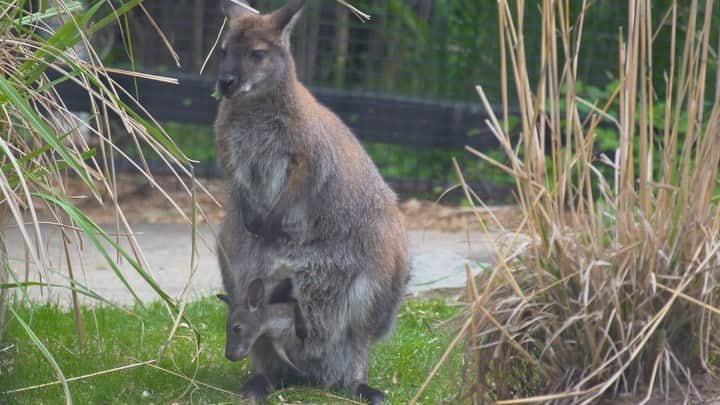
217,0 -> 305,98
217,278 -> 268,361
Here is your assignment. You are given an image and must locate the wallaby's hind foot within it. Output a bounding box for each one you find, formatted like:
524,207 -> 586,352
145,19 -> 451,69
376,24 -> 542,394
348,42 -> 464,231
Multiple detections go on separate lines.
356,383 -> 385,405
242,374 -> 271,401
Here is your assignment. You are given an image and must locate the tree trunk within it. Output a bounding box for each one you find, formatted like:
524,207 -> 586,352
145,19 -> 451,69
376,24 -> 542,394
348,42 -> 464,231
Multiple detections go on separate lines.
333,5 -> 350,89
294,1 -> 320,82
418,0 -> 433,19
307,4 -> 320,82
191,0 -> 206,71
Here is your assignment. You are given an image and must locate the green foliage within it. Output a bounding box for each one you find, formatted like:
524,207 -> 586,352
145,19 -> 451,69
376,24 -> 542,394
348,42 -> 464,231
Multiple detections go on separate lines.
305,1 -> 719,102
0,297 -> 462,404
562,78 -> 715,190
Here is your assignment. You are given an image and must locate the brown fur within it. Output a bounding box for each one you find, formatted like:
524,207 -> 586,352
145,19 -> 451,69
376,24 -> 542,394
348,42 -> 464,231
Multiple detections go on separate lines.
214,1 -> 409,403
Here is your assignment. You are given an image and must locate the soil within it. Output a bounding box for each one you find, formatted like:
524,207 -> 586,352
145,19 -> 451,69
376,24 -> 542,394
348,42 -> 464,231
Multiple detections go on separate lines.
599,374 -> 720,404
54,173 -> 523,230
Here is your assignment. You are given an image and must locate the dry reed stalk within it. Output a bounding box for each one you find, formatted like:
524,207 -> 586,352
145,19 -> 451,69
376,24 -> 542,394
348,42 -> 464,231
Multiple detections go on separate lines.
2,359 -> 157,395
418,0 -> 720,403
0,208 -> 7,342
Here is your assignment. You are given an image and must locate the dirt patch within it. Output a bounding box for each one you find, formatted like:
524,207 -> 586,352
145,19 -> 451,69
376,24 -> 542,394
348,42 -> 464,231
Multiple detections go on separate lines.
598,374 -> 720,404
52,174 -> 521,231
399,199 -> 522,232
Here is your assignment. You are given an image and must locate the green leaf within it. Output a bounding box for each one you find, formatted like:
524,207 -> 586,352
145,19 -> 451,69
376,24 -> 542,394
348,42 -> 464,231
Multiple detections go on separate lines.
17,0 -> 105,84
0,75 -> 96,193
35,193 -> 202,354
126,113 -> 190,163
5,149 -> 96,189
14,2 -> 83,26
33,192 -> 149,309
86,0 -> 143,37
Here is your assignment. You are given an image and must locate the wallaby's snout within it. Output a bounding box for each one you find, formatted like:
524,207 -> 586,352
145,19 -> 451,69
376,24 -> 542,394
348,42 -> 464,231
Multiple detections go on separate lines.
224,322 -> 250,361
218,73 -> 239,96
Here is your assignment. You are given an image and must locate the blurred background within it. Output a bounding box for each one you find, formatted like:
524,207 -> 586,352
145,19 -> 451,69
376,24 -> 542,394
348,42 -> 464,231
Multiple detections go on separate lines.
66,0 -> 676,202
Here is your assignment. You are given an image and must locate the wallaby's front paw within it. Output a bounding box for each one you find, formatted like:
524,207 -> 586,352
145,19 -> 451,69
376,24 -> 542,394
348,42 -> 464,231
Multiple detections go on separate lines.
258,212 -> 287,242
356,383 -> 385,405
241,374 -> 271,401
243,210 -> 265,236
294,305 -> 308,339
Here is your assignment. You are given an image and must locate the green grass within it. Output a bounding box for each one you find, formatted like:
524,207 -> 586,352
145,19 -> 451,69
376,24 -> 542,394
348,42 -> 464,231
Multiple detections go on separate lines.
0,297 -> 463,404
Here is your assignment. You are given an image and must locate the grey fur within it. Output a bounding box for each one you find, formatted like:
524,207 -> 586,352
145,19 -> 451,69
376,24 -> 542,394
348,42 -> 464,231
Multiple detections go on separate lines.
219,279 -> 304,375
215,0 -> 409,401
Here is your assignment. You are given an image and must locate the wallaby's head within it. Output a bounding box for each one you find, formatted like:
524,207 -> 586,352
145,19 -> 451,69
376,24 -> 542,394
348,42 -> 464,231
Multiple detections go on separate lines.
217,278 -> 269,361
217,0 -> 305,98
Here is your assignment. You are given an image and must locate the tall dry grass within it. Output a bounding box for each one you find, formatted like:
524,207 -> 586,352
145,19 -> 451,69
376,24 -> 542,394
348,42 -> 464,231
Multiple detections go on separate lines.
416,0 -> 720,403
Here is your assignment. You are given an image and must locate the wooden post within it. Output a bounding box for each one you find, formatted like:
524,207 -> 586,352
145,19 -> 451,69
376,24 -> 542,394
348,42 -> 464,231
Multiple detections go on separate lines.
334,5 -> 350,89
192,0 -> 206,71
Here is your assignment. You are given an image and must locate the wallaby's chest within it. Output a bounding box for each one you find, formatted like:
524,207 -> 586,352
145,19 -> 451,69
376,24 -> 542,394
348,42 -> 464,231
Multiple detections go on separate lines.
220,119 -> 290,206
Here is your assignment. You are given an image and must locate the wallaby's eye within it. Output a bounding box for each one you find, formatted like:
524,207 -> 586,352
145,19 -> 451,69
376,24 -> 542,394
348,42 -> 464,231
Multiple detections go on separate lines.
250,49 -> 266,62
219,48 -> 227,58
232,325 -> 242,335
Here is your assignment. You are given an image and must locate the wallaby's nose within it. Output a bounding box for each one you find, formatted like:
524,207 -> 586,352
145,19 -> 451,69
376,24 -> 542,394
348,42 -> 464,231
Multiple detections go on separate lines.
218,74 -> 238,95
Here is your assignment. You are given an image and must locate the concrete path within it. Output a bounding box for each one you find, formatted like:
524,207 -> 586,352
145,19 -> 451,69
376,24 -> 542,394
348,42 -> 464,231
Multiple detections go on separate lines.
4,223 -> 497,306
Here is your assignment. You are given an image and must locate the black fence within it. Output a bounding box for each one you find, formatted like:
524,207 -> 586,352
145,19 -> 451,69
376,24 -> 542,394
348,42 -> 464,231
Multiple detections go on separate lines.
57,71 -> 515,198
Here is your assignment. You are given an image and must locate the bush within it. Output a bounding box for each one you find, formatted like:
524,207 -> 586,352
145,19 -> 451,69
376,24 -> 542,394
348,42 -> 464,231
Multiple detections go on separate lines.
415,1 -> 720,403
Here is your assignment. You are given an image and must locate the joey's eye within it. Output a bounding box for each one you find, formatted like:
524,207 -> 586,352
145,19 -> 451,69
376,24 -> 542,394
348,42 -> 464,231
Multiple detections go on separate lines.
232,325 -> 242,335
250,49 -> 266,61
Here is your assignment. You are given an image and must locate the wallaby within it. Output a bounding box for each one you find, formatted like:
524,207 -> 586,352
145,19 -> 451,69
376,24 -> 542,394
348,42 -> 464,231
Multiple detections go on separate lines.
217,278 -> 306,397
214,1 -> 409,404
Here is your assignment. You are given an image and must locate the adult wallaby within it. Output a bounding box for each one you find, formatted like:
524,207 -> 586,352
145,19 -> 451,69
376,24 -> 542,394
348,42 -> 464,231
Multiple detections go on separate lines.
217,278 -> 306,390
214,0 -> 409,403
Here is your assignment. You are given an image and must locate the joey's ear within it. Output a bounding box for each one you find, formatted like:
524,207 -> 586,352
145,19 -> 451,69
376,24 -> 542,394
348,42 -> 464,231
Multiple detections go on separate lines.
222,0 -> 258,19
270,0 -> 306,44
268,278 -> 294,304
247,278 -> 266,311
216,293 -> 230,305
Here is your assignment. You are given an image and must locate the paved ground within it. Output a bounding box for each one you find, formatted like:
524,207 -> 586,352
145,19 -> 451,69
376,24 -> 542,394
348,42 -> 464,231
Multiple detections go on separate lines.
5,223 -> 498,306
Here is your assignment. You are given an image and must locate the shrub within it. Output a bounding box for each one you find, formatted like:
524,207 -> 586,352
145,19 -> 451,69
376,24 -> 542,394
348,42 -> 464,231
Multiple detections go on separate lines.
415,0 -> 720,403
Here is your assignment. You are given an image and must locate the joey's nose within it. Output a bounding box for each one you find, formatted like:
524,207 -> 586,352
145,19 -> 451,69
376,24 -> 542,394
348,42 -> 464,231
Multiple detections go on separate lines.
225,348 -> 247,361
218,74 -> 238,95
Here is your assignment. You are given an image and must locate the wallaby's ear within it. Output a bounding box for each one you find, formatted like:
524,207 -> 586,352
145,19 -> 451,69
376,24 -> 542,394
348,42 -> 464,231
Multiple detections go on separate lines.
222,0 -> 258,19
216,293 -> 230,305
270,0 -> 306,44
247,278 -> 265,311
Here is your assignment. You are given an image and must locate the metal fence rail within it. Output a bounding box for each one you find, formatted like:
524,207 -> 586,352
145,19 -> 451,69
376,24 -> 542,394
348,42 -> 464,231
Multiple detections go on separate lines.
57,71 -> 515,198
